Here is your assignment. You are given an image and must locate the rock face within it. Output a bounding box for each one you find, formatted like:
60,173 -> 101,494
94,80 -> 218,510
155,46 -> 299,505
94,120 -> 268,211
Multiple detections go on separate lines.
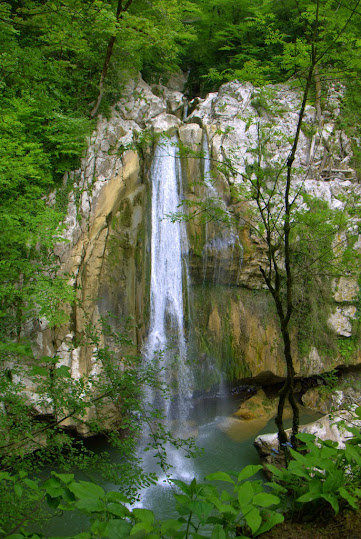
301,370 -> 361,414
27,75 -> 361,430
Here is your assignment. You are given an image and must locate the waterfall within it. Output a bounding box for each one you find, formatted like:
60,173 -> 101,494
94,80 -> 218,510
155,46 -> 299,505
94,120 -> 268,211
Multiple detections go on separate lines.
143,135 -> 192,419
133,136 -> 195,508
201,133 -> 243,285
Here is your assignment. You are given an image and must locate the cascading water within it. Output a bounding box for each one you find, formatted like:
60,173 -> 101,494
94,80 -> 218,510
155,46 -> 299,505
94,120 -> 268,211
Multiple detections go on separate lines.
136,135 -> 194,506
143,135 -> 192,418
201,133 -> 243,285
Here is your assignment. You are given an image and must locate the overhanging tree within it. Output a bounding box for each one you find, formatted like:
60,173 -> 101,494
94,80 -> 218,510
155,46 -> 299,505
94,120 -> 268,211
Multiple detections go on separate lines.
232,0 -> 361,450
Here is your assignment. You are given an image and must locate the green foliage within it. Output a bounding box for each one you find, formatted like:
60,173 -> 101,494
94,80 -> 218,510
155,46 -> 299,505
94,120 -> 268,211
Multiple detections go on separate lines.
0,317 -> 201,535
318,368 -> 339,396
338,337 -> 360,365
172,468 -> 283,538
290,196 -> 345,358
3,410 -> 361,538
267,423 -> 361,518
0,0 -> 195,339
183,0 -> 361,96
0,466 -> 283,538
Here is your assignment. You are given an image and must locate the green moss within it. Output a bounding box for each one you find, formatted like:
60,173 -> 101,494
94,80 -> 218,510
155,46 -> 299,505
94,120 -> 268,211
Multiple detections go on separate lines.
301,120 -> 317,140
119,199 -> 132,227
338,337 -> 360,365
133,191 -> 143,207
190,285 -> 253,387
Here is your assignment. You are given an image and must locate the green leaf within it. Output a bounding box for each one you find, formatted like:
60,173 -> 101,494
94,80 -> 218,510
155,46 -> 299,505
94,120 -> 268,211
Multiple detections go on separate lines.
75,496 -> 104,513
345,444 -> 361,466
0,472 -> 13,481
266,464 -> 284,478
24,478 -> 39,490
107,502 -> 130,517
252,492 -> 280,508
104,519 -> 132,539
339,487 -> 358,509
237,465 -> 263,482
174,493 -> 190,506
265,482 -> 287,494
51,472 -> 74,484
132,508 -> 155,524
255,512 -> 284,536
296,432 -> 316,443
68,481 -> 105,499
45,484 -> 64,499
91,519 -> 107,536
160,519 -> 183,534
287,461 -> 310,478
205,472 -> 235,484
171,479 -> 190,495
55,365 -> 72,378
130,521 -> 154,535
106,491 -> 130,504
188,500 -> 213,524
321,493 -> 339,514
244,506 -> 262,535
297,491 -> 321,503
14,484 -> 23,497
211,524 -> 226,539
210,498 -> 237,514
237,481 -> 255,506
30,366 -> 49,376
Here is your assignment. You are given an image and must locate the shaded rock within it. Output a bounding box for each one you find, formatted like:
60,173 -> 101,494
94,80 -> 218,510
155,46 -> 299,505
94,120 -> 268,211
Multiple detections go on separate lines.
233,389 -> 276,420
302,371 -> 361,413
301,387 -> 344,414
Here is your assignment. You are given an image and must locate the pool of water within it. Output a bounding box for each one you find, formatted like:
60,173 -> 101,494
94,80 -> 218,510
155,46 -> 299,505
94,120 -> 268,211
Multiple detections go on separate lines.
44,395 -> 320,535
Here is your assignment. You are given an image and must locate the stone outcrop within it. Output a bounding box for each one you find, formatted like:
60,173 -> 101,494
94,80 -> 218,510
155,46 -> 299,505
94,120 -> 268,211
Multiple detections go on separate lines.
301,370 -> 361,414
254,410 -> 361,469
24,74 -> 361,431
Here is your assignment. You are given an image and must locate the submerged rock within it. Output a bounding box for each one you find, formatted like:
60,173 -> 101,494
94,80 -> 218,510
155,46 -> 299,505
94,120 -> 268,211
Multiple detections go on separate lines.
233,389 -> 276,420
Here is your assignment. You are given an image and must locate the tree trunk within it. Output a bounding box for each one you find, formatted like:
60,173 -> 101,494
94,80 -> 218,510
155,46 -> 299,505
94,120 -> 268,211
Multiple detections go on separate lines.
90,0 -> 133,118
314,64 -> 322,127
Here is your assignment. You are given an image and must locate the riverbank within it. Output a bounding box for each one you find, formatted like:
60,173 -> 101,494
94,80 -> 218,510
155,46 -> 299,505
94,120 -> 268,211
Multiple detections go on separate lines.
262,505 -> 361,538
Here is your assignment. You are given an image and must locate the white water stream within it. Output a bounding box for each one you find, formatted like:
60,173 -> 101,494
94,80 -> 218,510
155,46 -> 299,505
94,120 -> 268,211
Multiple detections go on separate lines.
137,136 -> 195,501
143,135 -> 192,418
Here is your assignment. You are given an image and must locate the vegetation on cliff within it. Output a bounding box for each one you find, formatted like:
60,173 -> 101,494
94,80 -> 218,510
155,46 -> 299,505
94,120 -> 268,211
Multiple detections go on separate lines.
1,0 -> 361,338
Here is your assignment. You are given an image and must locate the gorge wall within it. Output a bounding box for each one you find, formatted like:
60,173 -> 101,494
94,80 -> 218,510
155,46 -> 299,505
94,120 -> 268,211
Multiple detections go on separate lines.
25,74 -> 361,427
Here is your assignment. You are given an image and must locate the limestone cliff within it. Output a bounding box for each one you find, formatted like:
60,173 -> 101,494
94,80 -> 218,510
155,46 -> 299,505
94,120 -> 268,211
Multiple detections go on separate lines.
26,74 -> 361,429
